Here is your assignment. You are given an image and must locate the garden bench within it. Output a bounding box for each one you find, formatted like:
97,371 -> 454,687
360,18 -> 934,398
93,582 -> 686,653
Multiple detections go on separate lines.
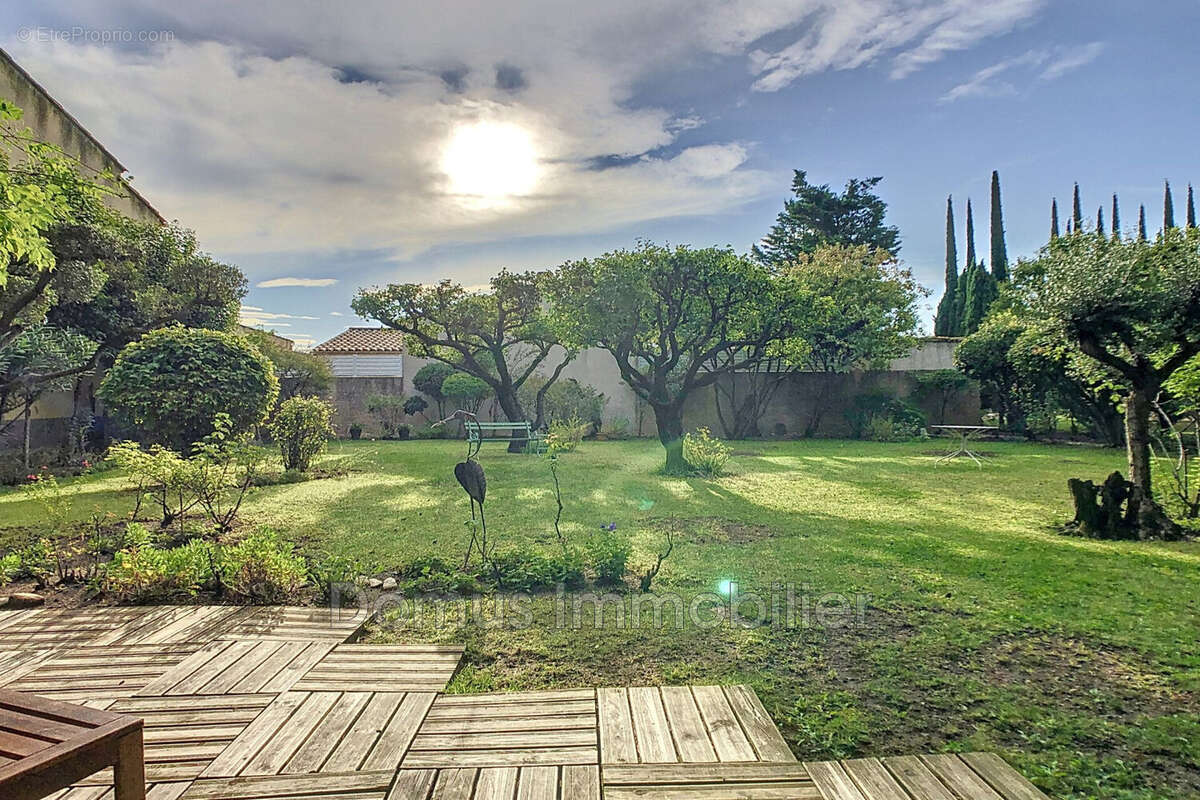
464,420 -> 546,452
0,689 -> 145,800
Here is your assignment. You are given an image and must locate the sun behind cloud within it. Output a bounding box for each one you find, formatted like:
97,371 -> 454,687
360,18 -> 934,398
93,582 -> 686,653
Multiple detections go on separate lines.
441,121 -> 540,208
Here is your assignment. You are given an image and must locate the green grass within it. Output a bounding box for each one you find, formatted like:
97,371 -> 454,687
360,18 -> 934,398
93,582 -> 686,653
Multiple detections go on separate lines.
2,438 -> 1198,798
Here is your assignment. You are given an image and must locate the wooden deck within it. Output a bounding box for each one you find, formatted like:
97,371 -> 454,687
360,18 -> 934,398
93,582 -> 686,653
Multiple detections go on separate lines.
0,606 -> 1051,799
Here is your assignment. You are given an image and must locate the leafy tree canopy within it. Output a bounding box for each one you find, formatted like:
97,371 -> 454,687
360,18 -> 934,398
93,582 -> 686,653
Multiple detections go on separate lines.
549,242 -> 804,470
353,270 -> 572,449
1019,228 -> 1200,537
782,244 -> 924,375
753,170 -> 900,266
0,99 -> 111,288
99,326 -> 278,451
243,328 -> 332,400
441,372 -> 491,413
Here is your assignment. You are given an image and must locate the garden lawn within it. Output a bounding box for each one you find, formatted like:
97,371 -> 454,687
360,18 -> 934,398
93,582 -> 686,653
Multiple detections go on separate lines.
1,438 -> 1198,799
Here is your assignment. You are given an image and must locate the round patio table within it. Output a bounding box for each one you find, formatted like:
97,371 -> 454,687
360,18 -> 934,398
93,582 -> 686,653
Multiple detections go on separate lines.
929,424 -> 998,467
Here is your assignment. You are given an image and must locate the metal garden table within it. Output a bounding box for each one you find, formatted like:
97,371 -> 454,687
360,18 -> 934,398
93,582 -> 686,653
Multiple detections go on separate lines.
929,424 -> 998,467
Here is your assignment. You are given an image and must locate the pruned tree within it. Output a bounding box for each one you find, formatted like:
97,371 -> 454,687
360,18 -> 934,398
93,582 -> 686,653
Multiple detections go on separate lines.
549,243 -> 804,471
353,270 -> 572,452
1024,229 -> 1200,539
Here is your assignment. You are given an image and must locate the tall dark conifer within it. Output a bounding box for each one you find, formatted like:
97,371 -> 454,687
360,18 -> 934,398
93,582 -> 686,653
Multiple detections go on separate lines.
1050,198 -> 1060,240
1188,184 -> 1196,229
964,199 -> 976,272
1111,194 -> 1121,240
1164,180 -> 1176,231
1138,205 -> 1148,241
1072,183 -> 1083,232
1096,207 -> 1105,237
934,196 -> 959,336
989,170 -> 1008,281
961,199 -> 995,334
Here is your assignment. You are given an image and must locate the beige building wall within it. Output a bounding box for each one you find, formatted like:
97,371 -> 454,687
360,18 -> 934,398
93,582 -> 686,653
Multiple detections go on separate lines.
0,48 -> 163,224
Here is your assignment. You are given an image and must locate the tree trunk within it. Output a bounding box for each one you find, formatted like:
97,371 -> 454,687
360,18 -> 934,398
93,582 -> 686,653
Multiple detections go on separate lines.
653,403 -> 687,473
493,386 -> 528,453
1061,387 -> 1185,542
1125,388 -> 1153,495
22,399 -> 32,470
804,376 -> 831,438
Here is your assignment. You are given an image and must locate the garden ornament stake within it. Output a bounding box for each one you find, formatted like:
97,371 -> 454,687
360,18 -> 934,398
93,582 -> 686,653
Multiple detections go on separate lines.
433,410 -> 488,565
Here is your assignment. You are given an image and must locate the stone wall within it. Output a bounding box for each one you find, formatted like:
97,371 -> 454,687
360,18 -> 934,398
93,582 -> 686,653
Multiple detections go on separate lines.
677,369 -> 980,439
326,376 -> 406,438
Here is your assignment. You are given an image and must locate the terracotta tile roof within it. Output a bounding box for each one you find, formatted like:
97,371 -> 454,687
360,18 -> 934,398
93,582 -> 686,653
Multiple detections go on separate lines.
311,327 -> 406,354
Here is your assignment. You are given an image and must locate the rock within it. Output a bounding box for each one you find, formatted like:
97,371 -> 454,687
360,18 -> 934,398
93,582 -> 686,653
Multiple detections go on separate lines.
381,577 -> 398,591
366,578 -> 384,589
6,593 -> 45,609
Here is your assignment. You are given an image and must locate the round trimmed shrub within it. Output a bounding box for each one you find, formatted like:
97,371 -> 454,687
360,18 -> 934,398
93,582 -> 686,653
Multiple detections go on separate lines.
270,396 -> 334,472
100,326 -> 278,451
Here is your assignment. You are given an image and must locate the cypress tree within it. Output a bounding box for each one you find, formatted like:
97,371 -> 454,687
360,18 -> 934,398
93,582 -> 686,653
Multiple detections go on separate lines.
934,196 -> 959,336
964,199 -> 976,273
989,170 -> 1008,281
963,259 -> 996,335
1072,183 -> 1083,232
1188,184 -> 1196,229
1096,206 -> 1105,237
1050,198 -> 1060,240
1164,180 -> 1175,231
1138,205 -> 1148,241
954,266 -> 967,334
961,199 -> 996,334
1111,194 -> 1121,240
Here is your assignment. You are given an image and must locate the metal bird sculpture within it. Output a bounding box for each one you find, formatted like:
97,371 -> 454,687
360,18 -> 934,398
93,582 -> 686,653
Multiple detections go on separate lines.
434,410 -> 488,565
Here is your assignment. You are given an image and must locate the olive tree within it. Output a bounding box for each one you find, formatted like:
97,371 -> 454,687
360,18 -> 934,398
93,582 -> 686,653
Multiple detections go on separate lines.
549,243 -> 802,472
353,271 -> 572,452
1025,229 -> 1200,539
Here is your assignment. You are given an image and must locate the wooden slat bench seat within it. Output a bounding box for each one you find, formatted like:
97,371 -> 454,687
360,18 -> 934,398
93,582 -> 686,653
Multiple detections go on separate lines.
0,690 -> 145,800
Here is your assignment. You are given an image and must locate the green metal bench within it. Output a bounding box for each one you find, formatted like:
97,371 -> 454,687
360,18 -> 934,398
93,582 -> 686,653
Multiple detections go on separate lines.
465,420 -> 546,453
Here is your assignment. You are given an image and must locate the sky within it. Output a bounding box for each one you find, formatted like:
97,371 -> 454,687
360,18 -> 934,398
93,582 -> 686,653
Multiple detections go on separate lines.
2,1 -> 1197,349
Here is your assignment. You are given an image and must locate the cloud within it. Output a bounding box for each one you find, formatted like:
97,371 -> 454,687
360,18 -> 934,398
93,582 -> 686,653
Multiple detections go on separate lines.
2,1 -> 1047,265
1039,41 -> 1105,81
257,277 -> 339,287
888,0 -> 1043,79
329,311 -> 344,316
939,50 -> 1045,103
745,0 -> 1044,91
939,41 -> 1105,103
239,305 -> 319,329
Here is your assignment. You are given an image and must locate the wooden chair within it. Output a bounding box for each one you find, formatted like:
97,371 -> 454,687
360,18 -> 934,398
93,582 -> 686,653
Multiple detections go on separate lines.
0,690 -> 145,800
